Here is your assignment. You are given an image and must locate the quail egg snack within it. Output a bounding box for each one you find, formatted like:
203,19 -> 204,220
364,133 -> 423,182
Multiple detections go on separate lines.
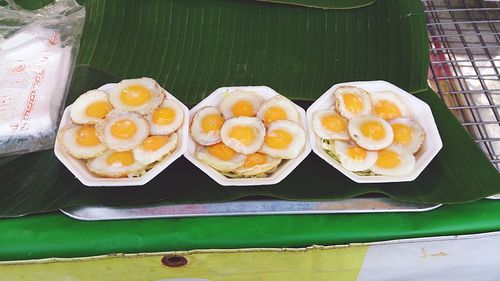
190,89 -> 306,179
312,85 -> 425,177
57,77 -> 185,178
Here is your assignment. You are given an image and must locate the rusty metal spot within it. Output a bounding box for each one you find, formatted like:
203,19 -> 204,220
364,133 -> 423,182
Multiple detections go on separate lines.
161,255 -> 188,267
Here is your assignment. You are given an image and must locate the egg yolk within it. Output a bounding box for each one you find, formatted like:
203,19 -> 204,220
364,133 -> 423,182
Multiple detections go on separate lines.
86,101 -> 112,119
343,93 -> 364,113
374,100 -> 401,120
207,143 -> 236,161
110,119 -> 137,139
392,123 -> 413,145
106,151 -> 135,167
229,125 -> 255,145
361,121 -> 386,141
75,126 -> 100,146
243,153 -> 267,168
376,149 -> 401,168
201,114 -> 224,133
263,106 -> 287,124
141,135 -> 168,151
321,114 -> 347,132
120,85 -> 151,106
153,107 -> 175,125
232,101 -> 254,117
265,129 -> 292,149
346,146 -> 366,161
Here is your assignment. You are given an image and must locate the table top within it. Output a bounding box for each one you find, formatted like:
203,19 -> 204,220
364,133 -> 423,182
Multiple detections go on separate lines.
1,199 -> 499,261
1,0 -> 498,262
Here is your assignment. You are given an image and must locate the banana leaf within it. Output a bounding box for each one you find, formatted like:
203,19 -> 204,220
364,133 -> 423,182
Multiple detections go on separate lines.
0,0 -> 498,217
76,0 -> 429,103
14,0 -> 376,10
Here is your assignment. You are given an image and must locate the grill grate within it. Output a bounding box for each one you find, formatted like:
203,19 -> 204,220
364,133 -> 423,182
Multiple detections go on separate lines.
425,0 -> 500,172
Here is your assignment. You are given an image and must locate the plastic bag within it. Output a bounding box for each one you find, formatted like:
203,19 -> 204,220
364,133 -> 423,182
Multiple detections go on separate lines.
0,0 -> 85,157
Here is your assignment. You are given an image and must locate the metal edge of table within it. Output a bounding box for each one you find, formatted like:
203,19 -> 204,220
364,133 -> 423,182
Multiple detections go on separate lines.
60,198 -> 441,221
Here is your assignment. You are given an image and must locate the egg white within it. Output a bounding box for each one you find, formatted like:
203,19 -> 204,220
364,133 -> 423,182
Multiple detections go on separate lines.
96,110 -> 149,152
334,86 -> 372,119
70,90 -> 112,125
109,77 -> 165,115
146,99 -> 184,135
219,89 -> 264,119
389,117 -> 425,153
133,133 -> 178,165
87,150 -> 146,178
190,106 -> 225,146
220,117 -> 266,155
348,115 -> 394,150
196,144 -> 246,172
58,125 -> 107,159
234,153 -> 281,177
260,120 -> 306,159
370,91 -> 409,120
257,95 -> 300,125
334,141 -> 377,172
312,110 -> 350,140
370,145 -> 416,176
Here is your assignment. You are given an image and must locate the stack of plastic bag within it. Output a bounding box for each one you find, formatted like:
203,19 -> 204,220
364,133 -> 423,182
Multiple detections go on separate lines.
0,0 -> 85,156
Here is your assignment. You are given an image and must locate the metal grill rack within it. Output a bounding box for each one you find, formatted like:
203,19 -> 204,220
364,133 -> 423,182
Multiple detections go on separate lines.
424,0 -> 500,172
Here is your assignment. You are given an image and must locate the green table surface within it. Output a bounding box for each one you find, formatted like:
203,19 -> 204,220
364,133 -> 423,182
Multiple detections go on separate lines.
1,199 -> 500,261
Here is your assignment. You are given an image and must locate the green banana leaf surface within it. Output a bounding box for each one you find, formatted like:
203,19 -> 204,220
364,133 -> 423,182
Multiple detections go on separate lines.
0,0 -> 499,217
